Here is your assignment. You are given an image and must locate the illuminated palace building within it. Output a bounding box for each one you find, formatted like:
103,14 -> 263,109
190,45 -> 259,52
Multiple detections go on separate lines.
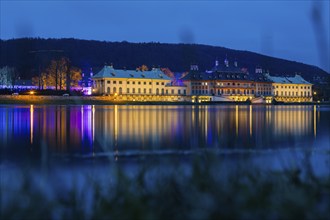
92,65 -> 187,101
181,59 -> 312,103
265,74 -> 313,102
92,60 -> 313,103
181,59 -> 273,103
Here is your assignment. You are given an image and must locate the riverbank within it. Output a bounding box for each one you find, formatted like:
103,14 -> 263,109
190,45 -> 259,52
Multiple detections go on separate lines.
0,95 -> 188,105
0,95 -> 327,105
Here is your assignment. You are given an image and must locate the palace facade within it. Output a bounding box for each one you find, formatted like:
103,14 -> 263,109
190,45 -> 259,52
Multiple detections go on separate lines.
266,74 -> 313,102
92,65 -> 187,101
181,59 -> 275,103
91,61 -> 313,103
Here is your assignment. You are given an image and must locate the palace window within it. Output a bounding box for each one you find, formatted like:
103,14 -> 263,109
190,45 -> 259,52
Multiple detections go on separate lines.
127,88 -> 130,93
149,89 -> 152,94
113,81 -> 116,84
119,81 -> 122,84
127,81 -> 130,84
144,82 -> 146,85
107,81 -> 110,84
138,88 -> 141,94
149,82 -> 152,85
138,82 -> 141,85
156,82 -> 159,85
161,82 -> 164,85
144,88 -> 146,94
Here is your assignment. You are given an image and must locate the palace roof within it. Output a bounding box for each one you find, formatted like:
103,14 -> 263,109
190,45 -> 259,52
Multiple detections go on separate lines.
181,61 -> 254,81
93,66 -> 171,80
265,74 -> 312,84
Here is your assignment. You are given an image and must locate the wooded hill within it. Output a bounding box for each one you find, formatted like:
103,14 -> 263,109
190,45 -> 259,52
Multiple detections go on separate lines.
0,38 -> 328,82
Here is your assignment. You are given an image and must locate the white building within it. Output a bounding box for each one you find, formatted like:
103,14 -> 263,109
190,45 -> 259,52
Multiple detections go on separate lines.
92,65 -> 187,101
266,74 -> 313,102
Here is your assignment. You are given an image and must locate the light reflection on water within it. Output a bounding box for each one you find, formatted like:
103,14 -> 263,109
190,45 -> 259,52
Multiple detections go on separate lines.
0,105 -> 329,163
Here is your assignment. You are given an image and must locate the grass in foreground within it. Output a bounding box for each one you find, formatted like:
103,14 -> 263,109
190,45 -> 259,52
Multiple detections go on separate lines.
1,156 -> 330,220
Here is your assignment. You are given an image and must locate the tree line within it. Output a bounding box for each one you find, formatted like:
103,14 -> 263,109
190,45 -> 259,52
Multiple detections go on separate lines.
1,38 -> 328,83
32,57 -> 81,90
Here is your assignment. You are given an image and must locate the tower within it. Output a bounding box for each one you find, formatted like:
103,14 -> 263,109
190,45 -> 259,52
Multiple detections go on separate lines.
224,57 -> 229,67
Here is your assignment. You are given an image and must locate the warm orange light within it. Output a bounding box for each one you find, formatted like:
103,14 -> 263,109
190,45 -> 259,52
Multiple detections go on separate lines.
30,91 -> 34,95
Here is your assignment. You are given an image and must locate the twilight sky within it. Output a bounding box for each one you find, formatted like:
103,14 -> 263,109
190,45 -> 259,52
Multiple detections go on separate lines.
1,0 -> 329,72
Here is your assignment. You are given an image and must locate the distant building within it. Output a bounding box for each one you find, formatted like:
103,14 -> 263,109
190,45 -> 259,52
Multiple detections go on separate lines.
92,65 -> 187,101
265,74 -> 313,102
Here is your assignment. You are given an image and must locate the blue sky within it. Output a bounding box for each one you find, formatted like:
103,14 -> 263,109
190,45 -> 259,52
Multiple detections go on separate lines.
1,0 -> 329,72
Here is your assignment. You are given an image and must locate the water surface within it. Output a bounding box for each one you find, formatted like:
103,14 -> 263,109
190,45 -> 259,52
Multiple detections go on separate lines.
0,105 -> 329,172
